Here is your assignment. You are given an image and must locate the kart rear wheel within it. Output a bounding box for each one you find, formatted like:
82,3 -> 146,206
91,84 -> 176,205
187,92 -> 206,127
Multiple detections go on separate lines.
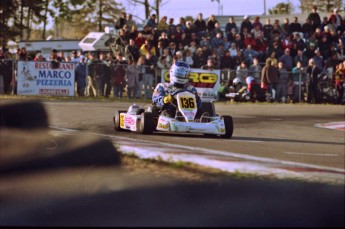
221,115 -> 233,138
140,112 -> 154,134
113,110 -> 126,131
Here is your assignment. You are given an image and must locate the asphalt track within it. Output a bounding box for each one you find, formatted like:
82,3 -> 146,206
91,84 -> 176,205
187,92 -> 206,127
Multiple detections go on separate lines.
44,101 -> 345,183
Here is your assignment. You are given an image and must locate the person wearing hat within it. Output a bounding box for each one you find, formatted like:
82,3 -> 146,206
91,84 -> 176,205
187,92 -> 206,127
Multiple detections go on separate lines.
328,8 -> 343,31
240,15 -> 253,37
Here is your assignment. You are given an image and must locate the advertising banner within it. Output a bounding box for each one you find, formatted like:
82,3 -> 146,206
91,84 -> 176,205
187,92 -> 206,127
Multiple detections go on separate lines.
161,68 -> 220,102
17,61 -> 75,96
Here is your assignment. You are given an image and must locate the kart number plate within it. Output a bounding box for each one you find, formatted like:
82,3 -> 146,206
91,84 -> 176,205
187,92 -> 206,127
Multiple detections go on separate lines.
179,96 -> 196,110
120,114 -> 125,128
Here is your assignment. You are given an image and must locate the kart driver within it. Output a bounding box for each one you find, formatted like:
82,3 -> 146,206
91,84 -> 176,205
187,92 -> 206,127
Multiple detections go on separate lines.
152,60 -> 202,118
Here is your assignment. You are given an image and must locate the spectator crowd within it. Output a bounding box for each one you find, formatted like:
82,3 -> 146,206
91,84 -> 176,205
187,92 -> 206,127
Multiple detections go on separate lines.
0,6 -> 344,104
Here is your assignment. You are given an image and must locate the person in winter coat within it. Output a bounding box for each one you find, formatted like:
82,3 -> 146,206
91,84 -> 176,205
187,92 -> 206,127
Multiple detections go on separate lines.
126,58 -> 139,99
261,59 -> 279,101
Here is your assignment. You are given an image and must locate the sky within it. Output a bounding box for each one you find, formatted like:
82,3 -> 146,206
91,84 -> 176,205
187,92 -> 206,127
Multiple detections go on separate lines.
118,0 -> 301,23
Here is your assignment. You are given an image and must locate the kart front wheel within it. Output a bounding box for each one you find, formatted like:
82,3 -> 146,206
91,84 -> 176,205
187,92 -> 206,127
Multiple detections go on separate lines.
221,115 -> 233,138
140,112 -> 154,134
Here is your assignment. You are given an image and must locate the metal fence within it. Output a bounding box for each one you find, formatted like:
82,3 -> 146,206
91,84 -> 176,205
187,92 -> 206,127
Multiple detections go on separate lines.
0,59 -> 338,103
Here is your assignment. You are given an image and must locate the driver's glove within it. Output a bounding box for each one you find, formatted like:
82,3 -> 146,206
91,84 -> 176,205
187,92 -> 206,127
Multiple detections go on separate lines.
163,94 -> 174,104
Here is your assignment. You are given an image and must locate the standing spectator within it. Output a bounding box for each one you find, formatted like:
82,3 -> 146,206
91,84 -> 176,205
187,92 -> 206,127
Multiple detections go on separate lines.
266,51 -> 278,68
320,16 -> 329,32
193,48 -> 205,68
0,50 -> 13,95
334,62 -> 345,104
263,18 -> 273,43
136,56 -> 146,98
125,38 -> 140,61
168,42 -> 177,57
313,49 -> 325,71
144,14 -> 157,29
57,51 -> 65,62
240,15 -> 253,36
220,50 -> 233,70
129,25 -> 139,41
174,24 -> 184,42
70,50 -> 79,63
229,42 -> 238,57
201,57 -> 216,70
157,31 -> 170,49
294,49 -> 308,67
126,58 -> 139,99
233,33 -> 244,50
251,24 -> 262,39
157,16 -> 169,32
184,49 -> 194,66
112,53 -> 127,98
289,17 -> 302,34
306,58 -> 321,104
210,22 -> 223,39
184,20 -> 195,40
282,18 -> 291,36
254,33 -> 267,62
115,12 -> 127,29
236,61 -> 249,84
304,43 -> 317,60
200,35 -> 211,49
143,52 -> 156,99
167,18 -> 176,36
278,48 -> 294,71
135,31 -> 146,49
194,13 -> 207,37
308,5 -> 321,31
302,18 -> 314,40
156,56 -> 170,83
292,61 -> 307,103
249,57 -> 262,81
252,16 -> 263,31
34,53 -> 46,61
225,16 -> 238,39
126,14 -> 137,30
207,15 -> 218,35
179,17 -> 187,31
98,52 -> 109,96
261,59 -> 279,101
243,44 -> 258,66
75,55 -> 87,97
277,61 -> 290,103
49,49 -> 60,69
103,54 -> 113,97
328,8 -> 343,31
86,52 -> 99,97
17,47 -> 31,61
211,32 -> 224,49
243,33 -> 257,51
232,50 -> 245,70
139,39 -> 156,57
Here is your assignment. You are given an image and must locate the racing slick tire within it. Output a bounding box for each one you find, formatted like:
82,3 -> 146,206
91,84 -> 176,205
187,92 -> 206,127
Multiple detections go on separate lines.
113,110 -> 127,131
140,112 -> 154,134
220,115 -> 233,139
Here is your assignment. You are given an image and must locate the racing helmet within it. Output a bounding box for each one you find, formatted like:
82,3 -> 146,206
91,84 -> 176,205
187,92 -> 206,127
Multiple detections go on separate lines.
170,61 -> 191,87
246,76 -> 255,85
127,104 -> 140,115
232,77 -> 241,86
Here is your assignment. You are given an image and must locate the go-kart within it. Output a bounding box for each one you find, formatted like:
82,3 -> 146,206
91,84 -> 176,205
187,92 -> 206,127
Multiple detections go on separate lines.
113,88 -> 233,138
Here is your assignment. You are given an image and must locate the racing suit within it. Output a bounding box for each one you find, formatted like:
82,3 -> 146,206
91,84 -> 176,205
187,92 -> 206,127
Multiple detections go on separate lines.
152,82 -> 202,118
